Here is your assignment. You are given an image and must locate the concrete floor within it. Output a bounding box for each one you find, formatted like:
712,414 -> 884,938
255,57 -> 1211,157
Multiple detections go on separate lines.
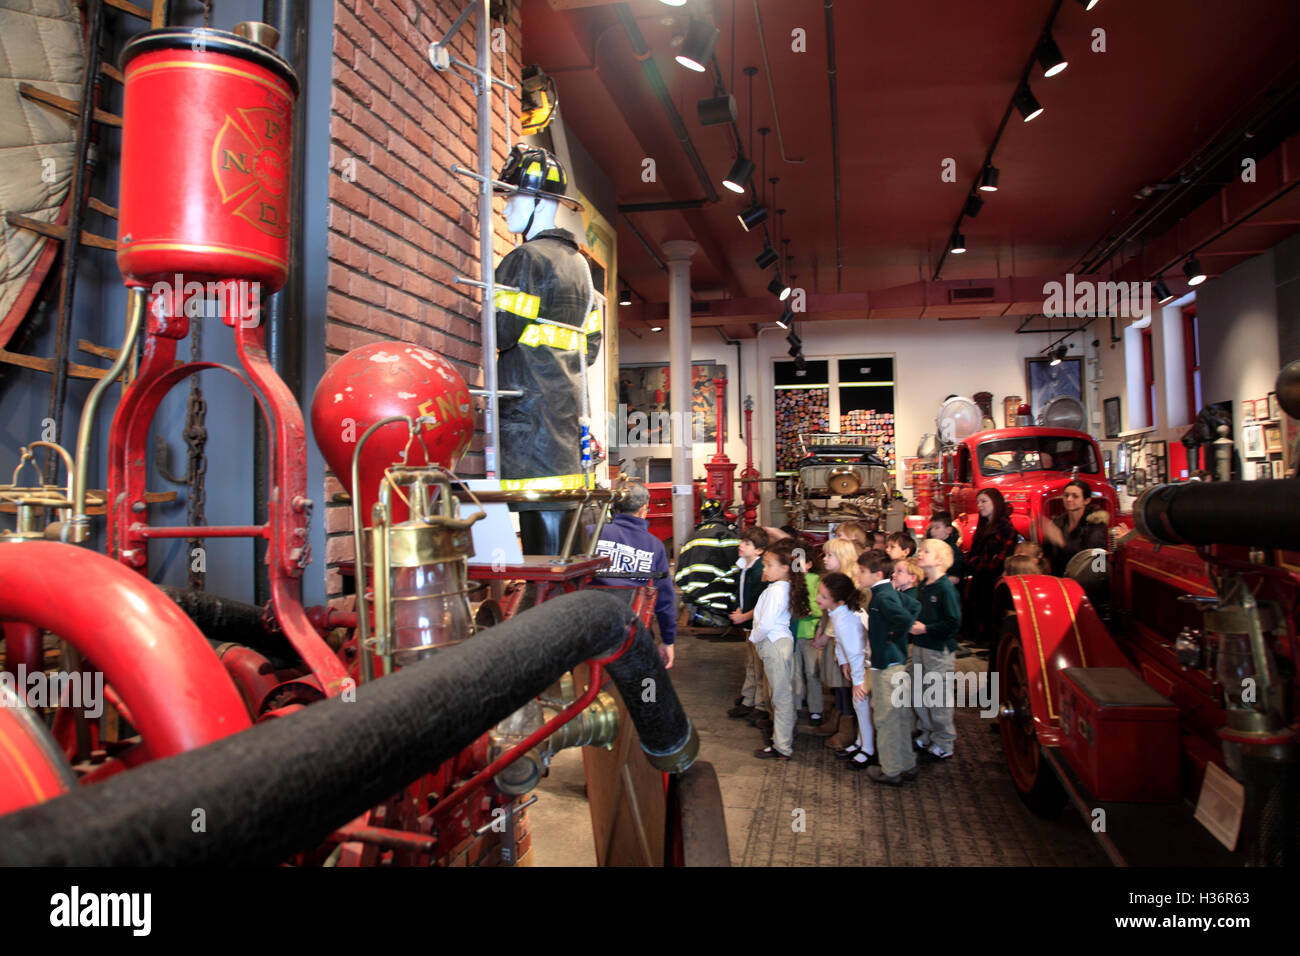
530,634 -> 1108,867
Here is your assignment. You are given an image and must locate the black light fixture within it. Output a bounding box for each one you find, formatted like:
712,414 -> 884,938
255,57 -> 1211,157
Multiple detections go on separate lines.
1184,256 -> 1207,287
768,274 -> 791,301
1036,34 -> 1068,78
722,155 -> 755,194
787,344 -> 800,358
775,304 -> 793,329
978,165 -> 1000,192
1076,0 -> 1101,10
949,232 -> 967,254
1014,84 -> 1044,122
785,328 -> 801,349
698,94 -> 737,126
1153,279 -> 1174,304
738,203 -> 767,231
964,194 -> 985,218
675,17 -> 719,72
619,288 -> 632,306
1049,344 -> 1068,366
794,355 -> 807,372
755,245 -> 778,269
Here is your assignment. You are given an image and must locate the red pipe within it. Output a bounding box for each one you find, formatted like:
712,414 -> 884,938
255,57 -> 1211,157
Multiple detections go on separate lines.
0,541 -> 250,759
216,644 -> 281,718
137,525 -> 269,539
1,622 -> 43,678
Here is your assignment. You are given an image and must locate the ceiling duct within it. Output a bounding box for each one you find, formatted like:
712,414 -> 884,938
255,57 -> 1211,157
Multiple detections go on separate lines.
949,286 -> 997,303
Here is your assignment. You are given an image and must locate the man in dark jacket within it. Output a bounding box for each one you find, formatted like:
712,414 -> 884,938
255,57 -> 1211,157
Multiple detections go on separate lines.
591,482 -> 676,668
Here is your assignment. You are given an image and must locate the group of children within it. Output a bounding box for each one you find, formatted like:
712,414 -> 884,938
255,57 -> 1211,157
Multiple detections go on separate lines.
728,522 -> 963,786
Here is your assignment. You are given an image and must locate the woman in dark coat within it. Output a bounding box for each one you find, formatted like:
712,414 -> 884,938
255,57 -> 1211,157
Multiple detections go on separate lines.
963,488 -> 1019,649
1039,478 -> 1110,576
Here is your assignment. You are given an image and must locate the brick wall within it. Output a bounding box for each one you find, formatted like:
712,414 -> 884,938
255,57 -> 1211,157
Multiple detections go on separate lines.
324,0 -> 522,600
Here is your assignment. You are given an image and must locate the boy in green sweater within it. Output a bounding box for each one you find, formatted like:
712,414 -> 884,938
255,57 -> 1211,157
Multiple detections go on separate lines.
856,550 -> 918,785
910,539 -> 963,759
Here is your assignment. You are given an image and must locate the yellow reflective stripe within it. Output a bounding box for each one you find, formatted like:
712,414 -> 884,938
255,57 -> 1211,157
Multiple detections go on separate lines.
583,310 -> 602,334
494,289 -> 541,320
499,473 -> 586,491
518,322 -> 584,350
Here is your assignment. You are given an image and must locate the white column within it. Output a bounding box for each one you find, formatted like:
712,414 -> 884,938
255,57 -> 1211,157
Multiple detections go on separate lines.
662,240 -> 698,555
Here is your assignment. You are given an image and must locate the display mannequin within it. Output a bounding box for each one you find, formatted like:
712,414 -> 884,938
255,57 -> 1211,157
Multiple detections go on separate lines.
492,145 -> 600,555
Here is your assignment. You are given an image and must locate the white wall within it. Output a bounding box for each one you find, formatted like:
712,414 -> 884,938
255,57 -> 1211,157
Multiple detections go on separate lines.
1197,250 -> 1281,432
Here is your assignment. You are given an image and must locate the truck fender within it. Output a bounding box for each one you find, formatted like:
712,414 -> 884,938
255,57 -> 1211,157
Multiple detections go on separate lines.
1000,574 -> 1132,746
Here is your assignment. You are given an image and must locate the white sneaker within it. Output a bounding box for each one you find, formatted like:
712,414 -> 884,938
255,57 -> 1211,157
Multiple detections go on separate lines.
913,736 -> 927,751
926,743 -> 953,759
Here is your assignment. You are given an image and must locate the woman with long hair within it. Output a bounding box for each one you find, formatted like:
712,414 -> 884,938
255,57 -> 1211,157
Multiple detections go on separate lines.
964,488 -> 1019,649
1039,478 -> 1109,576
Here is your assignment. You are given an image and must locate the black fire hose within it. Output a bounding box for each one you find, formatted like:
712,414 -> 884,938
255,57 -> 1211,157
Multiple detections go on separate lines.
1135,478 -> 1300,549
157,585 -> 300,668
0,590 -> 695,866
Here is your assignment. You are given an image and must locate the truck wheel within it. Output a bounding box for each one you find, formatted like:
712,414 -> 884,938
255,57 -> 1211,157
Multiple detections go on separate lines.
997,628 -> 1067,818
665,761 -> 731,867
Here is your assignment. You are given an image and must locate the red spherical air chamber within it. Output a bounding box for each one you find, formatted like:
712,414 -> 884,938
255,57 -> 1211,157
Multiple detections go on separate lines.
311,343 -> 476,524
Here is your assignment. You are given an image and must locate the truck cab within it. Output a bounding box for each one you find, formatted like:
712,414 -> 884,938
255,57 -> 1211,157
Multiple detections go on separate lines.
939,427 -> 1118,542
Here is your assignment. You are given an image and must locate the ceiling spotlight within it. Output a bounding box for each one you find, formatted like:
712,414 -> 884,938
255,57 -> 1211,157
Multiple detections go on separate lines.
675,17 -> 719,73
738,203 -> 767,231
1036,35 -> 1068,78
1153,279 -> 1174,304
785,329 -> 801,349
755,245 -> 778,269
794,355 -> 807,372
722,155 -> 755,194
658,0 -> 688,7
1049,344 -> 1068,366
964,194 -> 985,218
775,314 -> 789,330
1014,84 -> 1044,122
768,275 -> 791,300
1184,256 -> 1207,286
650,325 -> 663,332
619,288 -> 632,306
949,232 -> 967,254
1076,0 -> 1101,10
787,344 -> 801,358
978,165 -> 1000,192
698,94 -> 737,126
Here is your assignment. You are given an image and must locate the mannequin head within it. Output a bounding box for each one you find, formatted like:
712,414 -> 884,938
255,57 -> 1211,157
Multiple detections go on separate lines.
504,193 -> 558,239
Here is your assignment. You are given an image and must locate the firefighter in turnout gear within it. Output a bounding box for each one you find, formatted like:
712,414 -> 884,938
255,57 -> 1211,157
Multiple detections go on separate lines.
674,498 -> 741,627
492,145 -> 601,553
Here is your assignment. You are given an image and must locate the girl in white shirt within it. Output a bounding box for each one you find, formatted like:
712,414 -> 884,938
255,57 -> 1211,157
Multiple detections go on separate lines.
818,572 -> 877,769
751,540 -> 810,760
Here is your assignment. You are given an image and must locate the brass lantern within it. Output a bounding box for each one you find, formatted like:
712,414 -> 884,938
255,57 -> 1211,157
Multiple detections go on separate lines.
352,419 -> 483,680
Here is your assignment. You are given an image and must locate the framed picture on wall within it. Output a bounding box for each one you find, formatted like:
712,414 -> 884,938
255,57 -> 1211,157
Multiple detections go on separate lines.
1103,396 -> 1122,438
1025,357 -> 1084,423
617,362 -> 726,444
1264,423 -> 1283,454
1257,462 -> 1273,480
1268,392 -> 1281,421
1242,400 -> 1257,423
1242,423 -> 1265,458
1255,398 -> 1272,421
1273,458 -> 1286,479
1003,395 -> 1022,428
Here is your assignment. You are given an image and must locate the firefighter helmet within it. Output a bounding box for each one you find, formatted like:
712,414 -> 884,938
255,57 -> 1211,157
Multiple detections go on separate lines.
494,144 -> 583,211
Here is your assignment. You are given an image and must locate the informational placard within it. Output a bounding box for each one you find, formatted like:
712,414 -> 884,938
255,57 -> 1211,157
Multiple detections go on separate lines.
1194,760 -> 1245,851
461,479 -> 523,567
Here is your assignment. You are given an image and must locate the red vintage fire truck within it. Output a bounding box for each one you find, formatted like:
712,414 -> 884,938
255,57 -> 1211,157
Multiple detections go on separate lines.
994,380 -> 1300,866
921,396 -> 1120,543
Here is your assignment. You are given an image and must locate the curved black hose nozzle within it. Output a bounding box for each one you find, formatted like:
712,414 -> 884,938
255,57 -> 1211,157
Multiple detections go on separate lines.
1135,478 -> 1300,549
0,589 -> 692,866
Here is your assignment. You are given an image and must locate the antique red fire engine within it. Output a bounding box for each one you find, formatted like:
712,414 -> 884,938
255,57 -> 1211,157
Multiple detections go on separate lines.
0,20 -> 723,867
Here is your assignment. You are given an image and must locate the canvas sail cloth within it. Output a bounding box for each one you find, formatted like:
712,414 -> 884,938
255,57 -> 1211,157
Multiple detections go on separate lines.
0,0 -> 84,347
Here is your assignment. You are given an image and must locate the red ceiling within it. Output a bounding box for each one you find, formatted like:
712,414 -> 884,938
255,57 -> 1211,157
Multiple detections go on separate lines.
522,0 -> 1300,323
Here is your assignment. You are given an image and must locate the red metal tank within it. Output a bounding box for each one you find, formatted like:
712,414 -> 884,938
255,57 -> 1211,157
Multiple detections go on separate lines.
117,26 -> 298,291
914,472 -> 934,516
311,343 -> 476,524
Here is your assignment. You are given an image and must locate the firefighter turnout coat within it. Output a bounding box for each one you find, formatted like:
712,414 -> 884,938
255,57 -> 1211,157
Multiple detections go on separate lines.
494,228 -> 601,490
673,517 -> 741,614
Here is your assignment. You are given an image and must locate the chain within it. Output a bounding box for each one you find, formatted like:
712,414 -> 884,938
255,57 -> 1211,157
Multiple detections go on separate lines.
185,315 -> 208,589
201,1 -> 212,28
